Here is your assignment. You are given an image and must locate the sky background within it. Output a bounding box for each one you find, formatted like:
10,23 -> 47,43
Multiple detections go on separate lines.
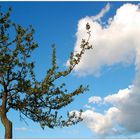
0,1 -> 140,138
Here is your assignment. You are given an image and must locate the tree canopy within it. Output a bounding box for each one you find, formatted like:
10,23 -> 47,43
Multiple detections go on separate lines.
0,7 -> 92,138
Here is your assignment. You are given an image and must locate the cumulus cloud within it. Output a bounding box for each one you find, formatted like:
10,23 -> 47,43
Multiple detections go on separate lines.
82,107 -> 120,136
73,3 -> 140,76
71,3 -> 140,137
104,85 -> 140,133
81,83 -> 140,136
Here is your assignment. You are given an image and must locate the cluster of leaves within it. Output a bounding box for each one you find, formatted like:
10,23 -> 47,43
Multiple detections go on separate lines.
0,7 -> 92,129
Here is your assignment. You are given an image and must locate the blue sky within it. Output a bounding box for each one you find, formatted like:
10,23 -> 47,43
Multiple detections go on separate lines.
0,1 -> 140,138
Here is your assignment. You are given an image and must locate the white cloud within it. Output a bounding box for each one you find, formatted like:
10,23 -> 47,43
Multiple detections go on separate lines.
81,83 -> 140,136
82,107 -> 120,136
15,127 -> 28,131
104,85 -> 140,133
88,96 -> 102,104
73,3 -> 140,77
71,3 -> 140,137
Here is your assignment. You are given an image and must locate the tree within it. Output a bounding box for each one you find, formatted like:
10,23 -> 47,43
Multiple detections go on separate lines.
0,7 -> 92,139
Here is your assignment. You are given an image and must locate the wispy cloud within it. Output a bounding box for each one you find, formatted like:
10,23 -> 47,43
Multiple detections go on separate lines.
88,96 -> 102,104
92,3 -> 111,21
15,127 -> 28,131
62,129 -> 80,135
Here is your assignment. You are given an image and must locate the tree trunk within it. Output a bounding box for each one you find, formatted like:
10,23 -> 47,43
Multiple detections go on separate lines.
1,112 -> 12,139
0,91 -> 12,139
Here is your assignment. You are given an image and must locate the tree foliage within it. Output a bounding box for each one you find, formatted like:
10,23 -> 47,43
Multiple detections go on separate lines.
0,7 -> 92,137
